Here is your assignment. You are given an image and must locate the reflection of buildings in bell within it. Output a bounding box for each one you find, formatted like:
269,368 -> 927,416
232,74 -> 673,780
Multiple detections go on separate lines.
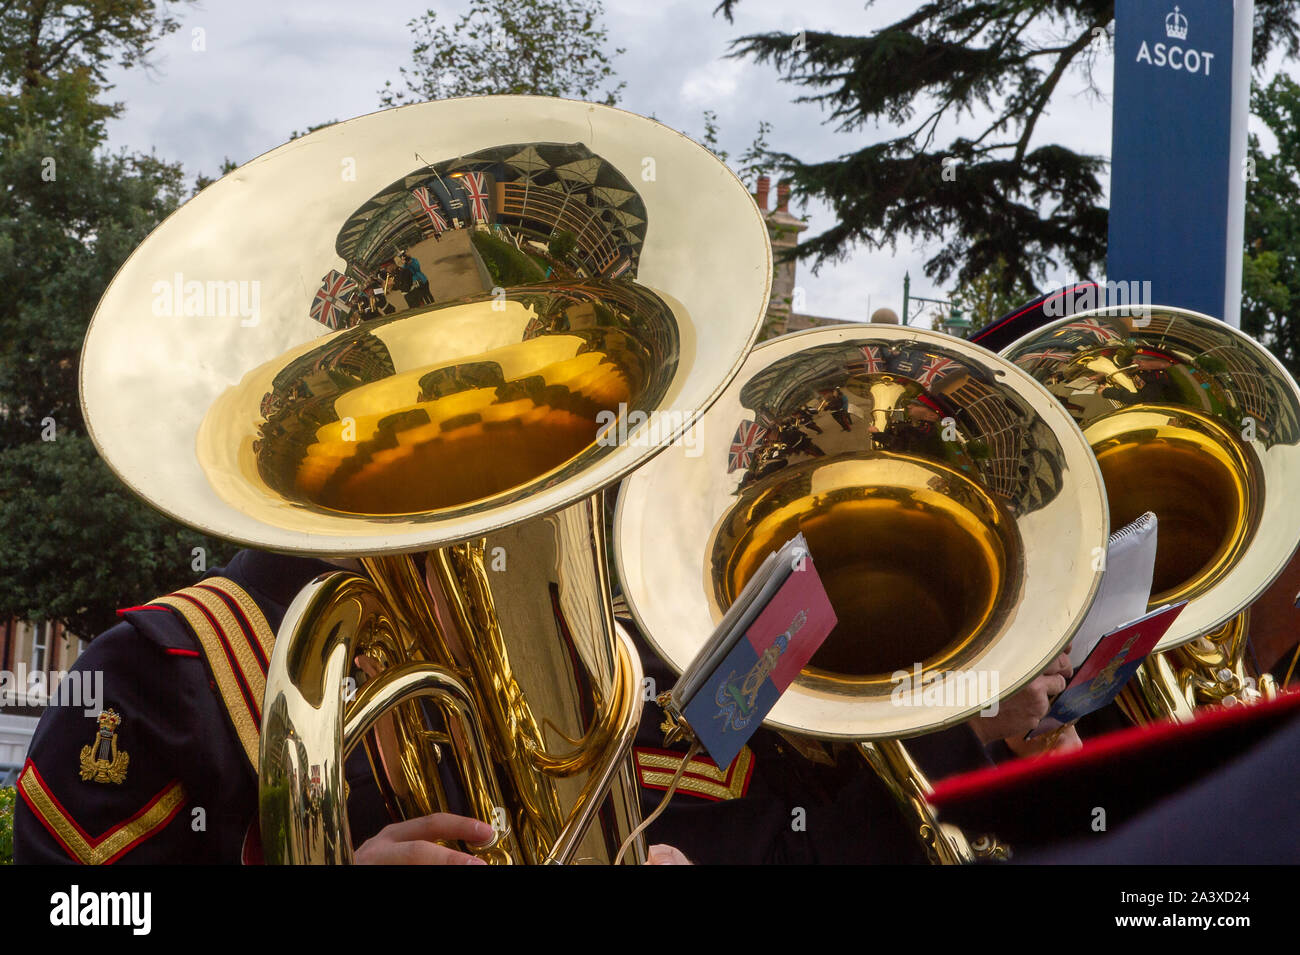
514,280 -> 679,378
1135,313 -> 1272,424
271,333 -> 397,394
933,365 -> 1064,509
417,361 -> 506,402
322,142 -> 655,335
254,332 -> 399,495
476,144 -> 645,276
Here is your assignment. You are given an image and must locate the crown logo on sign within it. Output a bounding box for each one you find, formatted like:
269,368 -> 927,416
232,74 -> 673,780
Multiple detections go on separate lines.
1166,5 -> 1189,40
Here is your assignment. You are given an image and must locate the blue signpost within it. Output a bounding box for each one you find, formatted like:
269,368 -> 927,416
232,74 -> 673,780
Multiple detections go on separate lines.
1108,1 -> 1250,324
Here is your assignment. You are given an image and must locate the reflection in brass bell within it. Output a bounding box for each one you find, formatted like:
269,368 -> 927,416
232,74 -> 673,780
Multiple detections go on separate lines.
1003,306 -> 1300,653
616,324 -> 1109,741
80,97 -> 773,863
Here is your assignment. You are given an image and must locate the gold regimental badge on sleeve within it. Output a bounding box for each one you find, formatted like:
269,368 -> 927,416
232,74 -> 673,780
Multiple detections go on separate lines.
79,709 -> 130,784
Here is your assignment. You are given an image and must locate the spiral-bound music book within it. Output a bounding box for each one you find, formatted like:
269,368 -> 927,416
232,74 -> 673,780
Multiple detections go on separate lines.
663,534 -> 838,770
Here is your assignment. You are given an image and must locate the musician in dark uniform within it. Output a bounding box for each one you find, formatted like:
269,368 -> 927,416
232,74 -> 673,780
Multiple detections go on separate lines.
876,393 -> 951,458
1100,346 -> 1181,405
14,550 -> 493,865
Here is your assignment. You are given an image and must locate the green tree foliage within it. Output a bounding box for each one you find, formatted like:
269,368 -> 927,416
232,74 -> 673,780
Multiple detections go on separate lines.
547,230 -> 577,261
472,230 -> 547,286
0,785 -> 14,864
734,118 -> 772,189
1243,74 -> 1300,376
700,109 -> 727,163
948,256 -> 1035,332
379,0 -> 624,106
0,0 -> 188,137
714,1 -> 1300,294
0,1 -> 229,639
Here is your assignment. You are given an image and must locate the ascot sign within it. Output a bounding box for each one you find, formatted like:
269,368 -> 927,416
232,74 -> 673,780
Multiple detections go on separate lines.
1134,6 -> 1217,74
1108,0 -> 1242,323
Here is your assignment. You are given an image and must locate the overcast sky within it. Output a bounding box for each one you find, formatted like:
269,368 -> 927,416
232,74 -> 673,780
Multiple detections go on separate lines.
100,0 -> 1295,326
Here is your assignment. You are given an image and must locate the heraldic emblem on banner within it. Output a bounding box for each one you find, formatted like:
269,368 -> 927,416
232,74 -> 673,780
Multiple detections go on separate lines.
714,611 -> 807,733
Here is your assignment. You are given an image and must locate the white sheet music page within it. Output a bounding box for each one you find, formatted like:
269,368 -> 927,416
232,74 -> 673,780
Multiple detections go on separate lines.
1067,511 -> 1159,669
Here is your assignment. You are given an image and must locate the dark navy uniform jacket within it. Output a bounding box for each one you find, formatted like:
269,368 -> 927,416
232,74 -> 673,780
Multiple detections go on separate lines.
16,546 -> 997,865
629,631 -> 998,865
15,551 -> 391,864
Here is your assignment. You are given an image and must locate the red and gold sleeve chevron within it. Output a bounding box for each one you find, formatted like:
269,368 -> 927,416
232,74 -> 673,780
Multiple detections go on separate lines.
633,746 -> 755,802
17,760 -> 186,865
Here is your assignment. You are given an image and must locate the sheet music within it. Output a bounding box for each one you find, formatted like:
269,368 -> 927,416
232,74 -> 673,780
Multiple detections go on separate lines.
1067,511 -> 1159,669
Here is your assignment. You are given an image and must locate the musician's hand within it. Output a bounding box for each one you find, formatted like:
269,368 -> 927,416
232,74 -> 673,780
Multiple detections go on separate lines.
1041,646 -> 1075,681
646,844 -> 692,865
354,813 -> 494,865
1004,724 -> 1083,758
968,648 -> 1073,746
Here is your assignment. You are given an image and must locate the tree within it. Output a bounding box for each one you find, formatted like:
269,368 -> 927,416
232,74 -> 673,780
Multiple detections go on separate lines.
1,1 -> 229,638
379,0 -> 624,106
734,118 -> 772,189
948,256 -> 1035,332
0,0 -> 188,139
700,109 -> 727,163
1242,74 -> 1300,377
714,1 -> 1300,295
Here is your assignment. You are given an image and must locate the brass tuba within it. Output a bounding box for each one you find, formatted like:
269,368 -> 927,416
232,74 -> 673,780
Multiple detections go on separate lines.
1002,306 -> 1300,723
79,97 -> 773,863
614,324 -> 1110,863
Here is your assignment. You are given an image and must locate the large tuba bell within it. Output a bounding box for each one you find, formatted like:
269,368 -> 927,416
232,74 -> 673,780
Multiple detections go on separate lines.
79,97 -> 772,863
614,324 -> 1110,862
1002,305 -> 1300,723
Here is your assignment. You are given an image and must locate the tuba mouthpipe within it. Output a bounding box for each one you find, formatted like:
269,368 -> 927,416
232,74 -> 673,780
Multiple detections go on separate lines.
343,662 -> 517,864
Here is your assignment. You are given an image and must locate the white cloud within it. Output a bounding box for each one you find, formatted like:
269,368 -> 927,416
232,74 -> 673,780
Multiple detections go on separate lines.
678,57 -> 746,106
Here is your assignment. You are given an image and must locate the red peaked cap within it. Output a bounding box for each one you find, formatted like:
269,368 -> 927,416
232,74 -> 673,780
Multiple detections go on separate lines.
928,687 -> 1300,848
968,282 -> 1099,353
911,393 -> 950,418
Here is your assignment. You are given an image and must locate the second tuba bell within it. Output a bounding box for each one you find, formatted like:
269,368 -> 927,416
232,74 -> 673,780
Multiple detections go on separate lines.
615,324 -> 1110,861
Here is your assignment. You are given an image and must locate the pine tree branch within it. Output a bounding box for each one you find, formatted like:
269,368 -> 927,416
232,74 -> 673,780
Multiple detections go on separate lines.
1013,20 -> 1105,165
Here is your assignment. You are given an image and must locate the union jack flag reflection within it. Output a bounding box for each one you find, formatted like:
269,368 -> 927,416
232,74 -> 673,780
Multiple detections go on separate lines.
309,270 -> 358,330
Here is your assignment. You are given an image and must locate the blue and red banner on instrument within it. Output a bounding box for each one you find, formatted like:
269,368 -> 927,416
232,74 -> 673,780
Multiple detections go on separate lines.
1029,601 -> 1187,739
682,551 -> 837,770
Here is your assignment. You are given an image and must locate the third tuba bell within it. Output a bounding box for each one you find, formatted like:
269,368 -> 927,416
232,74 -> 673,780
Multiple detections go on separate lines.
1003,305 -> 1300,722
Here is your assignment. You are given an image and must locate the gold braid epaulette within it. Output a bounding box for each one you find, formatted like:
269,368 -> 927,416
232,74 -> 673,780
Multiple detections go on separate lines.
149,578 -> 276,772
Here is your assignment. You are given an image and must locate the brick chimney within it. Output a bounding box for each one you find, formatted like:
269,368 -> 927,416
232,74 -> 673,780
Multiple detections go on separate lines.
776,179 -> 792,213
755,175 -> 771,212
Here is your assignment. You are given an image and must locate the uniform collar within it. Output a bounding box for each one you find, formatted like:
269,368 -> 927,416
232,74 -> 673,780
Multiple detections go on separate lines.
214,550 -> 337,615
